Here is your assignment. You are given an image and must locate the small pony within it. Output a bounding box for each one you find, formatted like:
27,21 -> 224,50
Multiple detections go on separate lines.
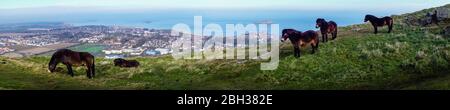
48,49 -> 95,79
114,58 -> 140,68
364,14 -> 394,34
281,29 -> 319,57
431,10 -> 439,25
316,18 -> 338,42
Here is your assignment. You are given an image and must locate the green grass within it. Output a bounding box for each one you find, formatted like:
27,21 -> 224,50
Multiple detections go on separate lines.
1,26 -> 448,90
69,44 -> 106,56
0,5 -> 449,90
0,57 -> 106,90
38,44 -> 106,56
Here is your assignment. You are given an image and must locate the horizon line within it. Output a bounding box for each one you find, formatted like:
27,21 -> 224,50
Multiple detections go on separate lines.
1,3 -> 448,11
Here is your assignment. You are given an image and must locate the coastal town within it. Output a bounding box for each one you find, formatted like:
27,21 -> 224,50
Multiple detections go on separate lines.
0,22 -> 177,58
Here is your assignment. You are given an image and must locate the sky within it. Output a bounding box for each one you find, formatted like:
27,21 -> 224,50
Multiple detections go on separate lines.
0,0 -> 448,29
0,0 -> 449,11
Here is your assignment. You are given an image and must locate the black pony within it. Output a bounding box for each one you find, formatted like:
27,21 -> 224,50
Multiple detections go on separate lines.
281,29 -> 319,57
48,49 -> 95,79
431,10 -> 439,25
114,58 -> 140,68
364,14 -> 394,34
316,18 -> 338,42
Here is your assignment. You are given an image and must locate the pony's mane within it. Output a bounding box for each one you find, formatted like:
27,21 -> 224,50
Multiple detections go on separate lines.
365,14 -> 378,19
49,50 -> 62,65
316,18 -> 326,22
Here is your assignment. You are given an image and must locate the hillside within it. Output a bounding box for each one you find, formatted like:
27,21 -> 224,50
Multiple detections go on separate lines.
0,5 -> 449,90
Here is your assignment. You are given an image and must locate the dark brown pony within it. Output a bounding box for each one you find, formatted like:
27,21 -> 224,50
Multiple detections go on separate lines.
114,58 -> 140,68
281,29 -> 319,57
48,49 -> 95,79
364,14 -> 394,34
316,18 -> 338,42
431,10 -> 439,25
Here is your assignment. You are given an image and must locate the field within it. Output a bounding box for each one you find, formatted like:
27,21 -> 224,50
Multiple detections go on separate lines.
68,44 -> 106,56
0,5 -> 449,90
16,43 -> 79,56
39,44 -> 106,56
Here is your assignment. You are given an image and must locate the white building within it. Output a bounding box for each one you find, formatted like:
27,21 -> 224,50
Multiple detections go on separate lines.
103,50 -> 123,54
155,48 -> 170,55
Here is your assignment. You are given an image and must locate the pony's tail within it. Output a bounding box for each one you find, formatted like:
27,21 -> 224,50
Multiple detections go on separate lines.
333,26 -> 338,40
91,57 -> 95,78
389,18 -> 394,33
315,35 -> 320,49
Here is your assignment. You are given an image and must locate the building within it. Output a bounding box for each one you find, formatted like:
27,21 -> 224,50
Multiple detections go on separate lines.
0,47 -> 15,55
145,50 -> 161,56
105,54 -> 124,59
103,50 -> 123,54
130,52 -> 142,56
155,48 -> 170,55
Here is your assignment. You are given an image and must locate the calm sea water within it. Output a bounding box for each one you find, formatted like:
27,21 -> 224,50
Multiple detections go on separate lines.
0,9 -> 401,31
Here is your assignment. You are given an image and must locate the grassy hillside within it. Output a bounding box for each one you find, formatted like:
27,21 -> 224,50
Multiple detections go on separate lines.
1,5 -> 449,90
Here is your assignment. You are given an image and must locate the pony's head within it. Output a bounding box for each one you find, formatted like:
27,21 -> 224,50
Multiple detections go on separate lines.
364,15 -> 373,22
48,57 -> 57,73
316,18 -> 326,28
281,29 -> 301,42
114,58 -> 125,66
281,29 -> 291,42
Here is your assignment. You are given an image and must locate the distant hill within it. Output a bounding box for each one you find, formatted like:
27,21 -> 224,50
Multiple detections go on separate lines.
0,22 -> 72,32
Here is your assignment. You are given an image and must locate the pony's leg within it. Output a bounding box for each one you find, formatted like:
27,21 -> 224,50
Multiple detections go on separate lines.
311,43 -> 316,54
321,33 -> 325,43
294,47 -> 300,57
388,25 -> 393,33
86,63 -> 95,79
66,64 -> 74,77
85,65 -> 92,79
293,43 -> 299,57
86,69 -> 91,79
331,33 -> 335,40
332,32 -> 337,40
298,48 -> 301,57
91,65 -> 95,78
333,28 -> 338,40
373,26 -> 378,34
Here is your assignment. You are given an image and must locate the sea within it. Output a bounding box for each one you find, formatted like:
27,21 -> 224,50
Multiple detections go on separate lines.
0,9 -> 412,31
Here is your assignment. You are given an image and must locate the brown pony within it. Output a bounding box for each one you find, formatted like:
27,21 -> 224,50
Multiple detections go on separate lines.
114,58 -> 140,68
364,14 -> 394,34
316,18 -> 338,42
281,29 -> 319,57
48,49 -> 95,79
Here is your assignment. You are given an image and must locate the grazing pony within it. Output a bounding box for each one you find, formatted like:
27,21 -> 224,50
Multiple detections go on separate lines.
114,58 -> 140,68
48,49 -> 95,79
281,29 -> 319,57
316,18 -> 338,42
364,14 -> 394,34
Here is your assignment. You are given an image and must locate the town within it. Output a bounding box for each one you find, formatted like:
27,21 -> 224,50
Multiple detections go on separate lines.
0,22 -> 177,58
